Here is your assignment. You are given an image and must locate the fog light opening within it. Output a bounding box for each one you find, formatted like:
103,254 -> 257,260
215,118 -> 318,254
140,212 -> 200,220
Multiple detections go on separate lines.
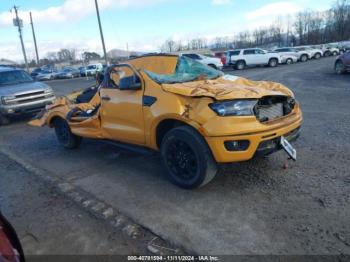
224,140 -> 250,151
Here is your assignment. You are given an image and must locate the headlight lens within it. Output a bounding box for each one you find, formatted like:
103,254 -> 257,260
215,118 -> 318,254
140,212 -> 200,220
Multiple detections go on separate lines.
44,87 -> 53,93
1,95 -> 16,105
209,100 -> 257,116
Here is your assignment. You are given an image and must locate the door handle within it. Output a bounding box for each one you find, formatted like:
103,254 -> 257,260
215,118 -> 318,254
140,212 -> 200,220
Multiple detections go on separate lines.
101,96 -> 111,101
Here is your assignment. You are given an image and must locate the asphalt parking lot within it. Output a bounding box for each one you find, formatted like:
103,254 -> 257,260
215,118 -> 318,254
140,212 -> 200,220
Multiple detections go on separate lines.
0,57 -> 349,255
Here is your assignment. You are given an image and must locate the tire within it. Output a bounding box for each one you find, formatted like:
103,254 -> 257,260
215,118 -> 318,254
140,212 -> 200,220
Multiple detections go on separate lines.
335,60 -> 345,75
268,58 -> 278,67
235,61 -> 246,70
300,54 -> 308,62
53,118 -> 82,149
332,51 -> 338,56
324,51 -> 331,57
286,58 -> 293,65
161,126 -> 218,189
315,53 -> 321,59
0,114 -> 10,126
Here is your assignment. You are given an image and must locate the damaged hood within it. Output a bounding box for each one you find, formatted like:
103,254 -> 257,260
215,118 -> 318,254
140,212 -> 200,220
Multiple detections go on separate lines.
161,75 -> 294,100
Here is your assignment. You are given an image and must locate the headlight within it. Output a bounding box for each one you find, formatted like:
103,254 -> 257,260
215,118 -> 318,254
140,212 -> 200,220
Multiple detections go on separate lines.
1,95 -> 17,105
209,100 -> 257,116
44,87 -> 53,93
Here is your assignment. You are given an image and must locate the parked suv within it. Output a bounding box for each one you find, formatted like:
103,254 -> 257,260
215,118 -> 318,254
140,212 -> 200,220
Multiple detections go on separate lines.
320,45 -> 340,57
31,55 -> 302,189
182,53 -> 223,70
292,47 -> 312,62
334,52 -> 350,74
0,67 -> 55,125
301,46 -> 323,59
226,48 -> 281,70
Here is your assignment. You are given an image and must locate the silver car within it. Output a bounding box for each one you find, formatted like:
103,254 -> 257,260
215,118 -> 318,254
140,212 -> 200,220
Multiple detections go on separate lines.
0,67 -> 56,125
35,69 -> 59,81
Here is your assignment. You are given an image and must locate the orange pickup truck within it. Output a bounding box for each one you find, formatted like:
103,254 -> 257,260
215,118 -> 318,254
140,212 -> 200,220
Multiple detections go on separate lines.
31,55 -> 302,189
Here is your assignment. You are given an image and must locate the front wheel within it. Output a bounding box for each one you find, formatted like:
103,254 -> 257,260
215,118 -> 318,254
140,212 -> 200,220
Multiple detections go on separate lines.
53,118 -> 82,149
300,55 -> 308,62
268,58 -> 278,67
286,58 -> 293,65
332,51 -> 338,56
315,53 -> 321,59
235,61 -> 246,70
161,126 -> 218,189
335,60 -> 345,75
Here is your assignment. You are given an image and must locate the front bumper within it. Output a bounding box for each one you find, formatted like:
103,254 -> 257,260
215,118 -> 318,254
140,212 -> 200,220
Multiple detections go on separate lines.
0,96 -> 56,116
205,116 -> 302,163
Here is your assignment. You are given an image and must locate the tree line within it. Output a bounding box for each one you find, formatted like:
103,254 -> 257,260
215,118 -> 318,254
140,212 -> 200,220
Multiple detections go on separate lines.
161,0 -> 350,52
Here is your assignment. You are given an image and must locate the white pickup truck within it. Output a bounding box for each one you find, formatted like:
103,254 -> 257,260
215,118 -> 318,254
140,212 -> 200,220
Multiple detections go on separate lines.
226,48 -> 281,70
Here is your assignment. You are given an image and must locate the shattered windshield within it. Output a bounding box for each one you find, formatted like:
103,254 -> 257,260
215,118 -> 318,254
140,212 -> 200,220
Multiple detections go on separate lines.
145,56 -> 224,84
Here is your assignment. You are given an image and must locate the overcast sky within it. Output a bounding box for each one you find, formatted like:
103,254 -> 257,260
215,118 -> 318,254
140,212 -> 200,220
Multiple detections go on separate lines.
0,0 -> 333,62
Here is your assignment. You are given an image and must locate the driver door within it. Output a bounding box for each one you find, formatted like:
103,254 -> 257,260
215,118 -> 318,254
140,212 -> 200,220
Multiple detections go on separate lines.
100,64 -> 145,145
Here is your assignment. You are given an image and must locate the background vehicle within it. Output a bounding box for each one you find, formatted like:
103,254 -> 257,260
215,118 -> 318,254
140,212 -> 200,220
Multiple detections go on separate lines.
293,47 -> 312,62
35,69 -> 59,81
280,54 -> 298,64
79,66 -> 86,77
0,212 -> 25,262
31,55 -> 302,189
303,46 -> 323,59
56,68 -> 80,79
214,52 -> 227,66
0,66 -> 55,125
274,47 -> 310,62
321,45 -> 340,57
30,67 -> 43,78
226,48 -> 281,70
334,52 -> 350,74
85,63 -> 103,76
182,53 -> 223,70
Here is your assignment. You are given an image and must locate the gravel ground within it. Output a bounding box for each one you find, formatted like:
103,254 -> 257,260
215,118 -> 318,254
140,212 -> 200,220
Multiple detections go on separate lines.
0,57 -> 349,256
0,152 -> 147,256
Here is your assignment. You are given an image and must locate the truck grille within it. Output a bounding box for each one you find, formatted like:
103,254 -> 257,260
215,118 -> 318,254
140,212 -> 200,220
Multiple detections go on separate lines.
12,91 -> 47,105
256,96 -> 295,122
15,91 -> 44,99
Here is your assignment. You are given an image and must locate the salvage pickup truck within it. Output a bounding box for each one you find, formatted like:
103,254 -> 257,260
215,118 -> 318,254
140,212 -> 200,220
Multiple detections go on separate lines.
31,55 -> 302,189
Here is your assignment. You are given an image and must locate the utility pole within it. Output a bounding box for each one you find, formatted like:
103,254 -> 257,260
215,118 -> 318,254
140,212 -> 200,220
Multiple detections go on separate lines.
12,6 -> 29,71
94,0 -> 108,65
29,12 -> 39,65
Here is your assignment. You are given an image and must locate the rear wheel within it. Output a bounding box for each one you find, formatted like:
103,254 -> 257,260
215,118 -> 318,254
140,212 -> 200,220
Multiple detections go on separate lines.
300,54 -> 308,62
235,61 -> 246,70
335,60 -> 345,75
332,51 -> 338,56
286,58 -> 293,65
324,51 -> 331,57
268,58 -> 278,67
161,126 -> 218,189
53,118 -> 82,149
